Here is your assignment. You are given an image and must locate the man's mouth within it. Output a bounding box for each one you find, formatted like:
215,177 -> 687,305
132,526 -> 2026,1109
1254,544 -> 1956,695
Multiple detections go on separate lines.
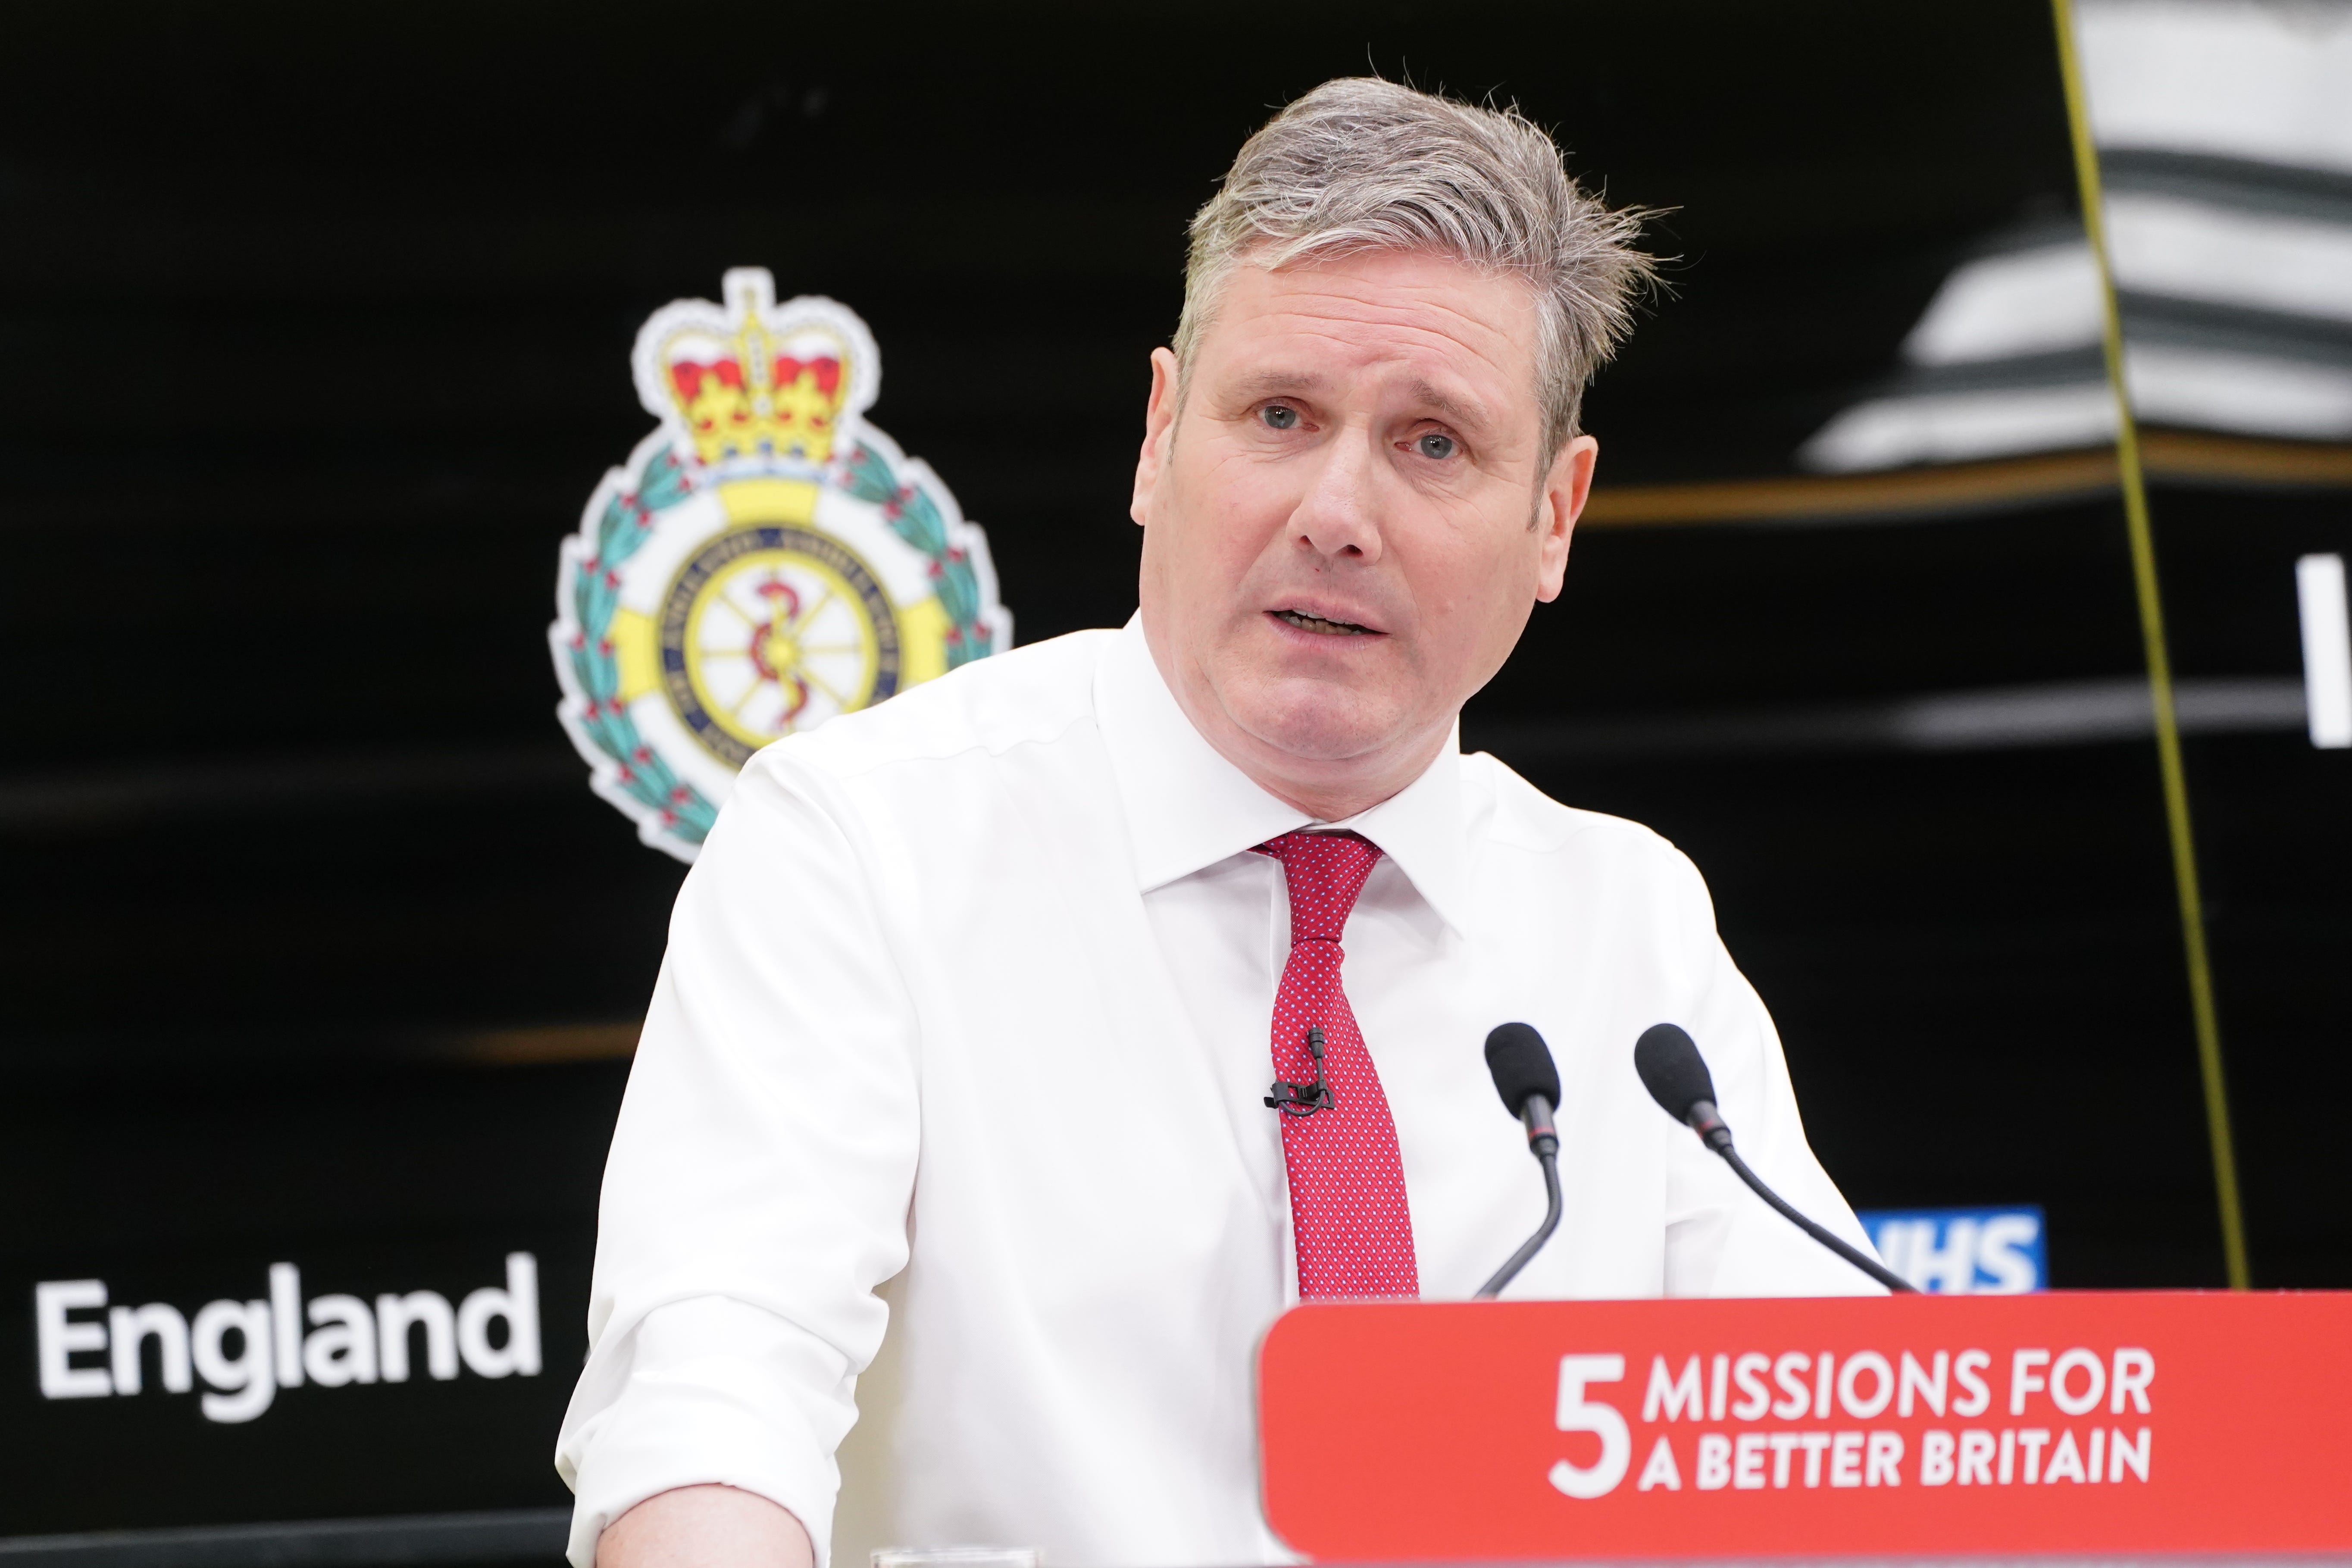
1273,608 -> 1376,637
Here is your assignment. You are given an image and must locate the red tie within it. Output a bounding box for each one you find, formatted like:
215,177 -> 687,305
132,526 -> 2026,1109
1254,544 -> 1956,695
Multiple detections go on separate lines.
1257,830 -> 1419,1300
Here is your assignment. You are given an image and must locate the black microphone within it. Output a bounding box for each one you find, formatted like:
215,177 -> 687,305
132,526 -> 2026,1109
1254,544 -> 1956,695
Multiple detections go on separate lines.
1475,1023 -> 1565,1299
1633,1023 -> 1914,1293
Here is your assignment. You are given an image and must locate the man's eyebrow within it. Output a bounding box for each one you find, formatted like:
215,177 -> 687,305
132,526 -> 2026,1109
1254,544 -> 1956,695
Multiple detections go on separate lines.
1407,378 -> 1493,432
1229,369 -> 1328,401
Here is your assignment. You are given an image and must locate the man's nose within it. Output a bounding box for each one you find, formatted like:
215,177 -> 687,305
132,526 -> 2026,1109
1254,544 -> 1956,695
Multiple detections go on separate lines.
1287,427 -> 1386,564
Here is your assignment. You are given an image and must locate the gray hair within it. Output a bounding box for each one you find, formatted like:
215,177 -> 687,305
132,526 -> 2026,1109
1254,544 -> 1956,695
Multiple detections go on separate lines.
1175,77 -> 1657,456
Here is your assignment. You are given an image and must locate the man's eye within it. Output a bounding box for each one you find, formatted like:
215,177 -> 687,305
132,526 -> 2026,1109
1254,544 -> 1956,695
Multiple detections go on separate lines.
1261,404 -> 1300,430
1415,432 -> 1457,460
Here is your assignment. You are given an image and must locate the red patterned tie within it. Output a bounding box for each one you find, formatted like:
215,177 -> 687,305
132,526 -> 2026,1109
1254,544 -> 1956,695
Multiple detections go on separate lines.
1257,830 -> 1419,1300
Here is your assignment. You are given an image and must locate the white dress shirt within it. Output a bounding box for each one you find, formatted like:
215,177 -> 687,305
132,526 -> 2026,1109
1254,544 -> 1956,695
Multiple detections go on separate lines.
557,617 -> 1880,1568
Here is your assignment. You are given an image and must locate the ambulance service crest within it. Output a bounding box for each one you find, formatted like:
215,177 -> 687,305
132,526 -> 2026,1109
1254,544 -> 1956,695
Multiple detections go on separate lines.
551,269 -> 1010,860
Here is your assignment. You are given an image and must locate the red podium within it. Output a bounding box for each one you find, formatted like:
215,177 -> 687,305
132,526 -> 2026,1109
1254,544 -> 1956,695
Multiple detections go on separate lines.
1258,1292 -> 2352,1560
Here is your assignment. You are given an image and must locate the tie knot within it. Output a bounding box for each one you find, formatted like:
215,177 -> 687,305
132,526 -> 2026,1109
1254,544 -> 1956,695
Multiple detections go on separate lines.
1257,830 -> 1383,943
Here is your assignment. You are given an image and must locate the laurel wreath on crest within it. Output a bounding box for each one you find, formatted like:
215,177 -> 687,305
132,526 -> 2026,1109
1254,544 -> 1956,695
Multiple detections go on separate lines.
561,438 -> 997,850
840,443 -> 998,669
561,443 -> 721,844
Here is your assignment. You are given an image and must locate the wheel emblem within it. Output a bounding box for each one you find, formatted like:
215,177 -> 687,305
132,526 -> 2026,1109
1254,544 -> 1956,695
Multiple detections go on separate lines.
660,526 -> 901,770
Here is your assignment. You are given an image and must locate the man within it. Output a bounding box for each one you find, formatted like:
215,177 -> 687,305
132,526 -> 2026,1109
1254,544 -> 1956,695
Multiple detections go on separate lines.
559,77 -> 1880,1568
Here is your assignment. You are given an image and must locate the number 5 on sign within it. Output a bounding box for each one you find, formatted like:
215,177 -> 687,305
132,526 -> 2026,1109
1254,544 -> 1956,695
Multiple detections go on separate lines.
1551,1355 -> 1631,1498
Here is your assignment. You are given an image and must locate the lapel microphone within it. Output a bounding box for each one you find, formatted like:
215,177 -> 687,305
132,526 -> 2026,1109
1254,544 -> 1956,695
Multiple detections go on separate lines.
1475,1022 -> 1564,1298
1265,1025 -> 1336,1116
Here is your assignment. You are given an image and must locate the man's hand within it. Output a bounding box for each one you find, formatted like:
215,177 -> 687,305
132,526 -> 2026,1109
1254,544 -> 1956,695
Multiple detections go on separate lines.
597,1484 -> 815,1568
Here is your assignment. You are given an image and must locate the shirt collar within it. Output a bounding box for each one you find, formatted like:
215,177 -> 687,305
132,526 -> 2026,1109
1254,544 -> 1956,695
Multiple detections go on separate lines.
1094,615 -> 1471,937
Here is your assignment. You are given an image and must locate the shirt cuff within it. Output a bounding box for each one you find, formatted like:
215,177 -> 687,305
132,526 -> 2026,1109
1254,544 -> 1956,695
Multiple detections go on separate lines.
560,1295 -> 859,1568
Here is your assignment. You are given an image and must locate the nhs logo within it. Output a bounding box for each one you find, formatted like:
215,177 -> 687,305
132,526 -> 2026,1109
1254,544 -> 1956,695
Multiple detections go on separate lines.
1858,1205 -> 2045,1293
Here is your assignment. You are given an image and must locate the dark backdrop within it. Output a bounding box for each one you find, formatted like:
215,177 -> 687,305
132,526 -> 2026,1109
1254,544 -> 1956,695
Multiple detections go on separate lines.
4,0 -> 2347,1542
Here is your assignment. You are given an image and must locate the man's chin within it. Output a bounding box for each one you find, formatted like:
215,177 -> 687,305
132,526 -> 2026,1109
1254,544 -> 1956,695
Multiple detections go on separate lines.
1226,689 -> 1410,767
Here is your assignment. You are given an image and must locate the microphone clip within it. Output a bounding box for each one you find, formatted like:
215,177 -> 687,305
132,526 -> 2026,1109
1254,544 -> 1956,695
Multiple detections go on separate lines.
1686,1096 -> 1736,1154
1265,1024 -> 1336,1117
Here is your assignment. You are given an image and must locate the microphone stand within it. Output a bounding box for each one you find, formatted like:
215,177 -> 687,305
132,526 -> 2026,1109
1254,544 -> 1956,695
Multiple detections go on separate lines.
1638,1023 -> 1917,1295
1681,1094 -> 1913,1293
1476,1094 -> 1562,1299
1717,1143 -> 1914,1294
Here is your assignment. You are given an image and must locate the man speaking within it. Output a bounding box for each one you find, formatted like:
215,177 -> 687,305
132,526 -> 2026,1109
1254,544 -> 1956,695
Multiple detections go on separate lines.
558,77 -> 1880,1568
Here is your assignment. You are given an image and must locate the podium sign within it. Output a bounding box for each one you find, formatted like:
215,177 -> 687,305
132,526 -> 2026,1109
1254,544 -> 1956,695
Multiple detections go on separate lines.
1258,1293 -> 2352,1559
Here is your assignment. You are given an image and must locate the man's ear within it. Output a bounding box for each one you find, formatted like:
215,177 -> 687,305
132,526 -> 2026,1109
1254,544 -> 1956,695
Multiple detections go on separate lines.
1131,347 -> 1181,529
1533,433 -> 1598,604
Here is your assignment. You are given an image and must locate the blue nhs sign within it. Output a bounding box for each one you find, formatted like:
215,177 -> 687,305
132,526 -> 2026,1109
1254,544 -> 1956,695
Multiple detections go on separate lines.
1858,1205 -> 2046,1293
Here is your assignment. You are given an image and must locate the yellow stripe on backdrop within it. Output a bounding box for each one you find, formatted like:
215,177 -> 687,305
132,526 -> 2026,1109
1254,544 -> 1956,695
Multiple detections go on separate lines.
2052,0 -> 2250,1290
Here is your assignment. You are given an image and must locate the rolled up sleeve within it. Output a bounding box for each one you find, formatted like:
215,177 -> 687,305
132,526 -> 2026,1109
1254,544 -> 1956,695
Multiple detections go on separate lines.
556,749 -> 921,1568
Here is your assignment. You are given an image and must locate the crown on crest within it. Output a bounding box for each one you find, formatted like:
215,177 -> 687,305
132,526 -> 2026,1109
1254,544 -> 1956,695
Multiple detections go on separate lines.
632,269 -> 880,473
